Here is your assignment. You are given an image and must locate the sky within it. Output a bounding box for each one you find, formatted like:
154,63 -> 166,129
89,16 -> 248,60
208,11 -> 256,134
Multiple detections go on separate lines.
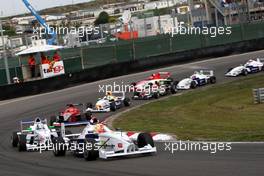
0,0 -> 91,17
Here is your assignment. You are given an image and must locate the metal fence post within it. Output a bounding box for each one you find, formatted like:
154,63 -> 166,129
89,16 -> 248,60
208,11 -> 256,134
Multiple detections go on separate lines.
0,15 -> 11,84
80,47 -> 84,70
253,88 -> 264,104
132,39 -> 136,61
169,37 -> 172,53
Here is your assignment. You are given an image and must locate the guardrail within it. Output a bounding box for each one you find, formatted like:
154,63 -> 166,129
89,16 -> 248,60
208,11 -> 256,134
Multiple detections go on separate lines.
253,88 -> 264,104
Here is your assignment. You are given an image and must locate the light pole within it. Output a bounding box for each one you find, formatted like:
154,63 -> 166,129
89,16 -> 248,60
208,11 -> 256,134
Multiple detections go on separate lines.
0,11 -> 11,84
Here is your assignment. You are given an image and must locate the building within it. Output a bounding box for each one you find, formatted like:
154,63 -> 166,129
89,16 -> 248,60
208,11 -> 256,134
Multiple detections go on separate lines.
132,14 -> 178,37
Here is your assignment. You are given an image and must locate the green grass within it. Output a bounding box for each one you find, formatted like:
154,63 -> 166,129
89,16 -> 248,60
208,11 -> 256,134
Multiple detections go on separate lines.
113,74 -> 264,141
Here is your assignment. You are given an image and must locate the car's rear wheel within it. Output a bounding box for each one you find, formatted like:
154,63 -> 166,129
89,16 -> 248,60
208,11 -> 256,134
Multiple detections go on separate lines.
170,81 -> 178,94
123,97 -> 130,106
12,132 -> 19,147
209,76 -> 216,84
167,77 -> 174,82
153,92 -> 159,99
18,134 -> 27,152
137,133 -> 154,148
53,137 -> 66,156
83,138 -> 99,161
84,111 -> 92,121
110,101 -> 116,111
86,102 -> 93,109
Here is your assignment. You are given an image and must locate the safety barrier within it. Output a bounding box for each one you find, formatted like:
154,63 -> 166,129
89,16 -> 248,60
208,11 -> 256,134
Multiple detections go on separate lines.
253,88 -> 264,104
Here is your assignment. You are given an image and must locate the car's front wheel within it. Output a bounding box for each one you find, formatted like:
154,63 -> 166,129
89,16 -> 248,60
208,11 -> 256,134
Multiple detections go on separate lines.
83,138 -> 99,161
53,137 -> 66,156
190,81 -> 197,89
242,69 -> 248,76
137,133 -> 154,148
12,132 -> 19,147
18,134 -> 27,152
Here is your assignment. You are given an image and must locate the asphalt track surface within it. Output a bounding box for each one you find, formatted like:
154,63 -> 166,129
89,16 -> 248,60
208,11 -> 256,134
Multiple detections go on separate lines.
1,50 -> 264,176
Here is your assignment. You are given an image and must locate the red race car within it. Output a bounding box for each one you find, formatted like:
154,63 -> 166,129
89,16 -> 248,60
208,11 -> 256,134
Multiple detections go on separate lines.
50,104 -> 92,126
131,72 -> 178,99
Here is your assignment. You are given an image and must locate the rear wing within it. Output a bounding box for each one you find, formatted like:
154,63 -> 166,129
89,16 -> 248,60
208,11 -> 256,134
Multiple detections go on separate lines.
257,58 -> 264,63
112,91 -> 126,98
53,121 -> 90,127
66,103 -> 83,106
57,122 -> 81,138
198,70 -> 214,76
157,72 -> 171,79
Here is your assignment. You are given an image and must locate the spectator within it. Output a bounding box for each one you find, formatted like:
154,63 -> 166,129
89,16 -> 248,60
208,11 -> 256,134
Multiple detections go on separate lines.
53,51 -> 61,62
13,77 -> 20,84
28,54 -> 36,78
41,52 -> 50,64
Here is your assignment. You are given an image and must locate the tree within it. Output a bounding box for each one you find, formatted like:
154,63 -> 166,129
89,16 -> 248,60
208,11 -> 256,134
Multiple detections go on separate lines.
3,25 -> 16,36
94,11 -> 110,25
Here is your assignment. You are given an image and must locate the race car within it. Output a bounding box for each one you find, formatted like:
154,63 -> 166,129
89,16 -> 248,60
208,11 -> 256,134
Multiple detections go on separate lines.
225,58 -> 264,77
131,72 -> 178,99
52,122 -> 157,160
86,91 -> 130,112
177,70 -> 216,90
11,118 -> 59,152
49,104 -> 92,126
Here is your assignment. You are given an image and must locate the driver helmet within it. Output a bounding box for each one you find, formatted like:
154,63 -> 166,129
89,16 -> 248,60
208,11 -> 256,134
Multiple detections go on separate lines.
68,104 -> 74,107
90,117 -> 99,125
36,121 -> 44,130
106,91 -> 112,96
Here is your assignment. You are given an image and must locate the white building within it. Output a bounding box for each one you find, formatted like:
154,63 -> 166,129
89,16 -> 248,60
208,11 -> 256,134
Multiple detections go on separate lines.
0,36 -> 9,48
132,14 -> 178,37
145,0 -> 187,10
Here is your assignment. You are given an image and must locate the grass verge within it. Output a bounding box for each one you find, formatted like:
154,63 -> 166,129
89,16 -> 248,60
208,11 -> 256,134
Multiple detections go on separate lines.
113,74 -> 264,141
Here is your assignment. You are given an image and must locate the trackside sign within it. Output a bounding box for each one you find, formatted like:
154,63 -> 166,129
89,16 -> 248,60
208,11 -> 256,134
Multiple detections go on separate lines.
40,61 -> 65,78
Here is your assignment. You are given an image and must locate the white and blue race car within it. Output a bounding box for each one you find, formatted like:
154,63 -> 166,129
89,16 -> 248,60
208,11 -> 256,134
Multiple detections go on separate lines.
225,58 -> 264,77
177,70 -> 216,90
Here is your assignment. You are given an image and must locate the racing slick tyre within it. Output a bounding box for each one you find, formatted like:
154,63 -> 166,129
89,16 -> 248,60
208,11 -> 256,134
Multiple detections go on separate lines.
18,134 -> 27,152
137,133 -> 154,148
153,92 -> 160,99
50,115 -> 57,126
84,111 -> 92,121
12,132 -> 19,147
86,102 -> 93,109
110,101 -> 117,111
209,76 -> 216,84
170,81 -> 178,94
123,98 -> 131,107
190,81 -> 197,89
53,137 -> 66,156
242,69 -> 248,76
167,77 -> 174,82
83,138 -> 99,161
